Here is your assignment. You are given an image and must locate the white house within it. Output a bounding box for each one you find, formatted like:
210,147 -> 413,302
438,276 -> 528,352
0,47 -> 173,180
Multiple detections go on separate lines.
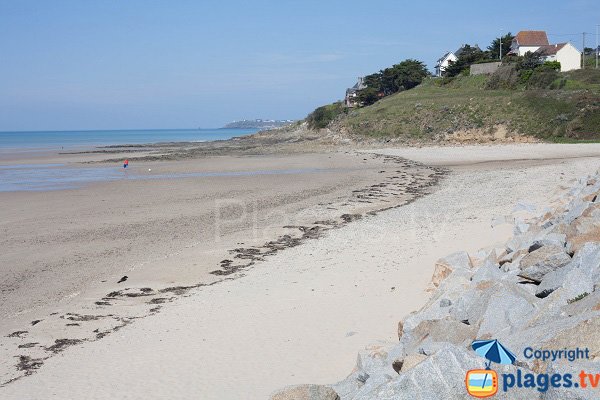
435,52 -> 457,77
535,42 -> 581,71
510,30 -> 549,56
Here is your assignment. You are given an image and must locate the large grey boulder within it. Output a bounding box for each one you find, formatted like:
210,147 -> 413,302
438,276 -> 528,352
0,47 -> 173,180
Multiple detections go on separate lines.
518,245 -> 571,282
403,276 -> 472,331
567,210 -> 600,253
563,199 -> 591,225
535,263 -> 594,299
428,251 -> 473,289
471,259 -> 506,284
399,317 -> 476,355
571,243 -> 600,283
351,345 -> 537,400
476,282 -> 538,337
355,343 -> 396,376
335,372 -> 393,400
270,384 -> 340,400
534,244 -> 600,298
532,232 -> 568,250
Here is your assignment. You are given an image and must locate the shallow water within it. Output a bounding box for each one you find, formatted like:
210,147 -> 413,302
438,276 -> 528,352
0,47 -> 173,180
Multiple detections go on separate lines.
0,163 -> 332,192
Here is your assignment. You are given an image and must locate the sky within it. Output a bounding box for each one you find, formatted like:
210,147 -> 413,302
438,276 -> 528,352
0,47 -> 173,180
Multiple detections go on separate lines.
1,0 -> 599,131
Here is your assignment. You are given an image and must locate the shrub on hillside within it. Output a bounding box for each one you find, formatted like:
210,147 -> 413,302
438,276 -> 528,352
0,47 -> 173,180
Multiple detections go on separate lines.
485,64 -> 519,89
527,64 -> 560,89
306,102 -> 347,129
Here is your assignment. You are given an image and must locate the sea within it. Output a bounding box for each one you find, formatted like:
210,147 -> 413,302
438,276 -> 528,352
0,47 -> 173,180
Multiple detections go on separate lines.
0,128 -> 258,151
0,128 -> 259,192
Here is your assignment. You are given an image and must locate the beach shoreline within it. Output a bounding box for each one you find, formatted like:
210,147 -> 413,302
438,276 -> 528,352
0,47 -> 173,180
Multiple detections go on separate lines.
2,142 -> 600,398
0,143 -> 444,387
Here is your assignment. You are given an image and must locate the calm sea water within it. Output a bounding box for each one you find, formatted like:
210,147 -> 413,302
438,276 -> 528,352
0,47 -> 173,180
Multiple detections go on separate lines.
0,164 -> 329,192
0,128 -> 258,150
0,128 -> 260,192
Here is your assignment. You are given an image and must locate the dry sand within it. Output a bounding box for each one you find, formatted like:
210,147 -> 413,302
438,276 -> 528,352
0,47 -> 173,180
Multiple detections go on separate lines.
1,143 -> 600,399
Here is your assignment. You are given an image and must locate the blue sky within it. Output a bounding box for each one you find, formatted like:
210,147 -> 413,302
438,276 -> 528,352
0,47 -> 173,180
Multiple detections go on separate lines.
1,0 -> 598,131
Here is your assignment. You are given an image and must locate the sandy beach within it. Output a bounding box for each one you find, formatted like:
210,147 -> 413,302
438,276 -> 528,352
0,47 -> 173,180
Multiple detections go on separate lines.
2,143 -> 600,399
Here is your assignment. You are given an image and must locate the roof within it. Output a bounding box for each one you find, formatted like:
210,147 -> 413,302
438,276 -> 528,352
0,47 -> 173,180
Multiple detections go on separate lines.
514,31 -> 549,46
351,77 -> 366,90
436,52 -> 455,64
346,77 -> 366,95
535,43 -> 567,56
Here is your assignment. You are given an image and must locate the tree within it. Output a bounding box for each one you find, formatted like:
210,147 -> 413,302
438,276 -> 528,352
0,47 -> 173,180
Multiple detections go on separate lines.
392,59 -> 430,91
356,59 -> 429,105
356,87 -> 380,106
487,33 -> 515,60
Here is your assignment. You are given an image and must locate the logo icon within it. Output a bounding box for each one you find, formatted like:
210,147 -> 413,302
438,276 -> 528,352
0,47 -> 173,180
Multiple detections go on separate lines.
466,369 -> 498,398
466,339 -> 516,398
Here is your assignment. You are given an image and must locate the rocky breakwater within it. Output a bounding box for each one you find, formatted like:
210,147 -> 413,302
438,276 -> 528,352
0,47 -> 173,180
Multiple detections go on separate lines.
272,172 -> 600,399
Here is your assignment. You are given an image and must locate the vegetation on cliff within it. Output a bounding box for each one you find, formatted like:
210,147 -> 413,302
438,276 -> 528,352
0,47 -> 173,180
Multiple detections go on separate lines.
307,68 -> 600,142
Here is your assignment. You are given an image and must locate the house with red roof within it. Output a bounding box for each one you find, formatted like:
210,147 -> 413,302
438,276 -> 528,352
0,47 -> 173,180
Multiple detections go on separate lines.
535,42 -> 581,71
510,30 -> 581,71
509,30 -> 550,56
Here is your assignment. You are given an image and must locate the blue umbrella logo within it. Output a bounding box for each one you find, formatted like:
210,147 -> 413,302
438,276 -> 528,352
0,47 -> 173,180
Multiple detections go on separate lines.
470,339 -> 516,392
471,339 -> 516,368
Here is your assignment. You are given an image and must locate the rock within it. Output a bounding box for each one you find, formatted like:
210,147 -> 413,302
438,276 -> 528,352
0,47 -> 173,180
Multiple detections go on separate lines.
355,343 -> 395,376
538,316 -> 600,358
506,231 -> 537,253
514,222 -> 531,235
518,245 -> 571,282
532,232 -> 568,250
563,199 -> 591,224
500,253 -> 525,272
571,243 -> 600,283
350,345 -> 536,400
535,244 -> 600,298
567,216 -> 600,253
475,282 -> 538,337
399,353 -> 427,372
471,259 -> 505,284
333,371 -> 393,400
439,298 -> 452,307
400,318 -> 476,355
404,275 -> 471,330
500,311 -> 600,357
429,251 -> 473,289
536,263 -> 594,299
270,385 -> 340,400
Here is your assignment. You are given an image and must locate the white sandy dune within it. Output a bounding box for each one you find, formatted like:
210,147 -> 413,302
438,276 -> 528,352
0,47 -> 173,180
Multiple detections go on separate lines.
3,144 -> 600,399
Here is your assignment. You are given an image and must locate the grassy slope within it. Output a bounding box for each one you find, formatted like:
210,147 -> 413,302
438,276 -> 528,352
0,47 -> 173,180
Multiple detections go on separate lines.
337,70 -> 600,142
